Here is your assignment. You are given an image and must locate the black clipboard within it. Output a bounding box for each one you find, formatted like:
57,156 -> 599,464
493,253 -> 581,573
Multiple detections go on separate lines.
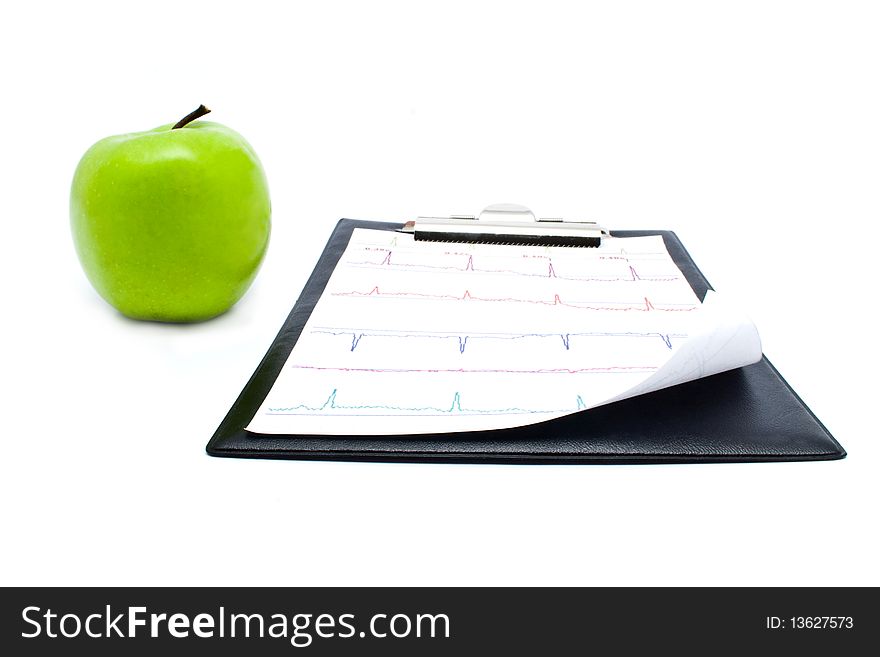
207,219 -> 845,464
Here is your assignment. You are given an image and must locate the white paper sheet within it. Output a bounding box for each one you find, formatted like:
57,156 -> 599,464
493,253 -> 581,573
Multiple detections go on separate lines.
246,229 -> 762,435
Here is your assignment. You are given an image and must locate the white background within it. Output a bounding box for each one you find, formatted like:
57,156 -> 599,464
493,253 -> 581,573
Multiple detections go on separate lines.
1,0 -> 877,586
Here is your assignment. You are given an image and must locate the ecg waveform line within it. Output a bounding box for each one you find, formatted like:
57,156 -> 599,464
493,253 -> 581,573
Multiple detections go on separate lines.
267,389 -> 589,417
347,248 -> 681,283
290,364 -> 658,375
310,328 -> 679,351
331,287 -> 698,312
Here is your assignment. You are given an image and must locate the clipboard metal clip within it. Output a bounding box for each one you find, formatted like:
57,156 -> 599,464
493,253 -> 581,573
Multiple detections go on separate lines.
401,203 -> 608,247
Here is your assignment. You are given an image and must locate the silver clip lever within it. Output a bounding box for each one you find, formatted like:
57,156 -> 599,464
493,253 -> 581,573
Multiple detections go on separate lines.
401,204 -> 607,247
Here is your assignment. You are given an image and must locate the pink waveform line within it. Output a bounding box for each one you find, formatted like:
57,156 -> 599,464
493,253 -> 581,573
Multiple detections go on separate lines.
332,286 -> 698,312
290,365 -> 659,374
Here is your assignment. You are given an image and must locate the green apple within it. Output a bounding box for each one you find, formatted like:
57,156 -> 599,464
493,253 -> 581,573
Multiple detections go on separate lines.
70,105 -> 271,322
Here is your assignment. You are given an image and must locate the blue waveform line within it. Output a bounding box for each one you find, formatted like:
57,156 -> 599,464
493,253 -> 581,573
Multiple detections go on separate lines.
311,327 -> 678,351
267,389 -> 588,416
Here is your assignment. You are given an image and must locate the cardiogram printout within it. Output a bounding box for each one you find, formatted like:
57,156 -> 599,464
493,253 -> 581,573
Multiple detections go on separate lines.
247,228 -> 762,435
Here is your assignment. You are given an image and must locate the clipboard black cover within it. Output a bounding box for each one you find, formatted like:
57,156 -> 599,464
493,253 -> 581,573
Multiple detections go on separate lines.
207,219 -> 845,464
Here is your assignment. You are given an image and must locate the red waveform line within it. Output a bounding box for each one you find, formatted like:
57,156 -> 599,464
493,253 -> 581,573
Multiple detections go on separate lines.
349,248 -> 679,282
332,286 -> 698,312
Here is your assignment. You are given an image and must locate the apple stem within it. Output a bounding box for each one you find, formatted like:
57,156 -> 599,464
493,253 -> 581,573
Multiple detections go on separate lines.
172,104 -> 211,129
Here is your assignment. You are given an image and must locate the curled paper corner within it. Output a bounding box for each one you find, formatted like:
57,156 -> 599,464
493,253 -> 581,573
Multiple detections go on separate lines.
603,290 -> 763,406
